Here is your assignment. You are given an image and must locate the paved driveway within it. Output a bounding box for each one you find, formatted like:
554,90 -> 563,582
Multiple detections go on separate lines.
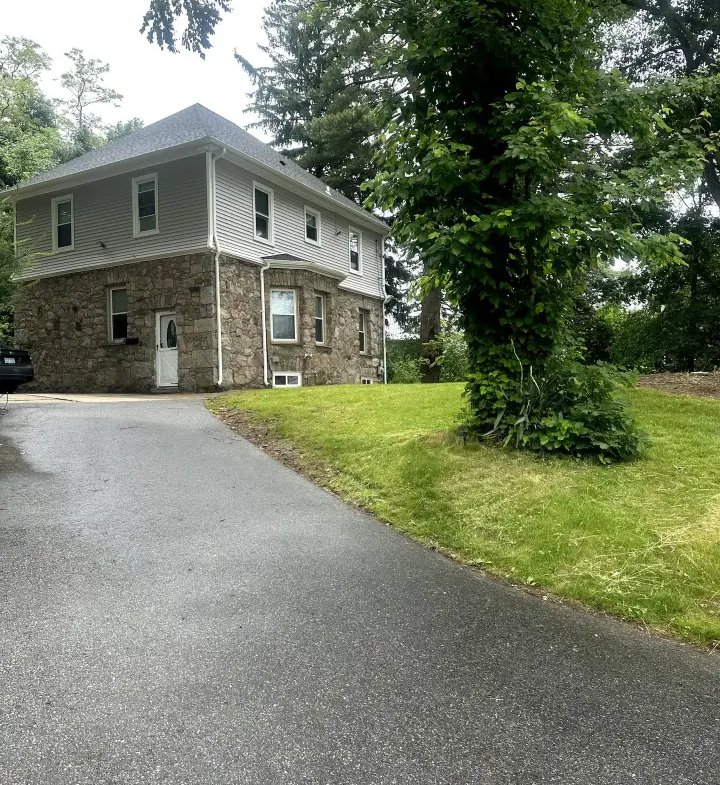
1,399 -> 718,784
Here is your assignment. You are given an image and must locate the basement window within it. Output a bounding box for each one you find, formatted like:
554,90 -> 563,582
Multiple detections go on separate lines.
273,372 -> 302,388
360,377 -> 374,385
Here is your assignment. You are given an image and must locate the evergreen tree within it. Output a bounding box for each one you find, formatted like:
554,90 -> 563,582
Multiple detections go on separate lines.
237,0 -> 415,328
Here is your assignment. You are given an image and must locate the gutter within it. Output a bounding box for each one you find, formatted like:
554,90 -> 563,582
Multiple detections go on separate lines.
381,236 -> 388,384
259,259 -> 271,386
207,147 -> 227,387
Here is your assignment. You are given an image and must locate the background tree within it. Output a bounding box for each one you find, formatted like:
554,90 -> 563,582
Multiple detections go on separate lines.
142,0 -> 232,57
237,0 -> 419,334
55,49 -> 123,156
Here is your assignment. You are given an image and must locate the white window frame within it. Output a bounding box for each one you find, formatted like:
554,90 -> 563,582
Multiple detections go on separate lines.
273,371 -> 302,388
253,182 -> 274,245
304,206 -> 322,247
51,194 -> 74,252
314,293 -> 326,345
359,309 -> 369,355
349,227 -> 363,275
132,173 -> 159,238
269,287 -> 298,343
108,285 -> 128,344
360,377 -> 374,385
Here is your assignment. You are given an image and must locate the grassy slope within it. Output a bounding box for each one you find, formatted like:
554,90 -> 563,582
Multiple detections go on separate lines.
209,385 -> 720,646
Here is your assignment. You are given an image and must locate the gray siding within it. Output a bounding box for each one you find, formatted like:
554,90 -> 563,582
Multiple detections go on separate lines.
215,158 -> 384,299
15,155 -> 208,280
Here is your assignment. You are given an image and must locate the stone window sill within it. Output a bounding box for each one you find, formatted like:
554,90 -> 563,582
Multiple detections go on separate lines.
315,344 -> 333,353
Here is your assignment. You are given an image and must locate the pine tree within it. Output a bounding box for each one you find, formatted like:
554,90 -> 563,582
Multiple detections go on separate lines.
237,0 -> 416,328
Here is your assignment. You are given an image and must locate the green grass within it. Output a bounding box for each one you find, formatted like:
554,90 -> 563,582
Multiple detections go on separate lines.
209,384 -> 720,647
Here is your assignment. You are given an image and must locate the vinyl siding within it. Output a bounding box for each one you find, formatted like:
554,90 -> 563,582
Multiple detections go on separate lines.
215,158 -> 384,299
15,155 -> 208,280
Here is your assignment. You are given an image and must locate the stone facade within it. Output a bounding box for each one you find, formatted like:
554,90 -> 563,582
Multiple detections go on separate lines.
14,253 -> 219,393
14,253 -> 384,393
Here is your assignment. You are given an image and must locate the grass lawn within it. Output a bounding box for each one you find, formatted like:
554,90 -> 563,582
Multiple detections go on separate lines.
209,384 -> 720,647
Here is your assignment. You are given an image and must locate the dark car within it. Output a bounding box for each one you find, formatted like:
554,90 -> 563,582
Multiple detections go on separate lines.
0,344 -> 34,394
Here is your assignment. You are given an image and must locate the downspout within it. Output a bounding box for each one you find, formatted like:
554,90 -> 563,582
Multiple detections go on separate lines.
207,147 -> 227,387
380,236 -> 388,384
259,258 -> 271,386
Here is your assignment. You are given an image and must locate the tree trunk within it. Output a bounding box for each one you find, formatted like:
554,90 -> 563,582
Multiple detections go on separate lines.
419,260 -> 442,383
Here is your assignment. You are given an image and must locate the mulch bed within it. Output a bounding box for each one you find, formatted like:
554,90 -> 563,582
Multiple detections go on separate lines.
637,372 -> 720,399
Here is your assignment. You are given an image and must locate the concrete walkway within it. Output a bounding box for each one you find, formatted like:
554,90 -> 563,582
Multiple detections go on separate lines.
0,399 -> 718,784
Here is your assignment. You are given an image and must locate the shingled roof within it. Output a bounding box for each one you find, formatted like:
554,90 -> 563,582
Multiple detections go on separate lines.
15,104 -> 386,229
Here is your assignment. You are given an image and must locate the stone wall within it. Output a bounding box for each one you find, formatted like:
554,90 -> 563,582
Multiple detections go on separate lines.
14,254 -> 384,393
220,260 -> 383,387
14,253 -> 219,393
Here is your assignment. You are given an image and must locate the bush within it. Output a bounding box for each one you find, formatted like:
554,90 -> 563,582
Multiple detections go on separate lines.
436,330 -> 469,382
389,357 -> 422,383
466,354 -> 646,464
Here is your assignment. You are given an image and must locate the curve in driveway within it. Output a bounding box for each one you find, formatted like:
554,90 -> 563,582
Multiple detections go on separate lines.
1,399 -> 718,785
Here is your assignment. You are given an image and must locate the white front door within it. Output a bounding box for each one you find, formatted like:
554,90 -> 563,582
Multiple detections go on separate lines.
156,311 -> 178,387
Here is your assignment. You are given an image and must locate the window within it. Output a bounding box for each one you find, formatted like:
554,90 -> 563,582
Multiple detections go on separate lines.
51,195 -> 74,252
132,174 -> 158,237
315,294 -> 325,344
108,287 -> 128,342
358,310 -> 369,354
361,377 -> 374,385
304,207 -> 321,246
273,372 -> 302,388
349,227 -> 362,274
270,289 -> 297,342
253,183 -> 274,243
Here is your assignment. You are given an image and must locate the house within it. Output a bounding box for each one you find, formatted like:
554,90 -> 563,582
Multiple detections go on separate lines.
7,104 -> 388,393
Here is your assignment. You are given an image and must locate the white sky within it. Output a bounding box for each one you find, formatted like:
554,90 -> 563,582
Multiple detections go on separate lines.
3,0 -> 271,138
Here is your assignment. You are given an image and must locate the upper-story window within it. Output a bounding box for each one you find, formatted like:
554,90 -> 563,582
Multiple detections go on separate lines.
132,173 -> 158,237
254,183 -> 274,243
349,228 -> 362,274
51,194 -> 74,252
304,207 -> 321,246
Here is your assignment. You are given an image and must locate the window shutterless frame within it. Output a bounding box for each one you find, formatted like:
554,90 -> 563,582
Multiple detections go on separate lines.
108,286 -> 128,343
358,310 -> 369,354
132,173 -> 159,237
51,194 -> 74,252
269,288 -> 298,342
253,182 -> 274,244
349,227 -> 363,275
314,293 -> 325,344
273,372 -> 302,388
304,206 -> 321,246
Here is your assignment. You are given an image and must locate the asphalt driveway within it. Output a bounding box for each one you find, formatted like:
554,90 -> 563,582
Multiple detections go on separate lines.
1,399 -> 718,784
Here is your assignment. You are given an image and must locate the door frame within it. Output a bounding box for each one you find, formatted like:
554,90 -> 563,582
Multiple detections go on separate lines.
155,310 -> 179,388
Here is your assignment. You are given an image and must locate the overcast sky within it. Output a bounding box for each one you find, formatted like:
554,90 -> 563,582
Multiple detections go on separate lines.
4,0 -> 271,137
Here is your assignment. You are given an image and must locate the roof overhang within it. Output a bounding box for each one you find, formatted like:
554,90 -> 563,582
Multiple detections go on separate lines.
3,136 -> 390,236
262,254 -> 348,281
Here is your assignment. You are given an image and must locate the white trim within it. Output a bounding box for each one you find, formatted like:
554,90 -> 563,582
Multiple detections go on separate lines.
252,181 -> 274,245
381,236 -> 388,384
272,371 -> 302,388
13,246 -> 213,282
107,285 -> 128,343
349,227 -> 363,276
132,173 -> 159,238
314,293 -> 325,346
51,194 -> 74,252
304,205 -> 322,247
269,287 -> 298,343
265,258 -> 347,281
359,309 -> 369,355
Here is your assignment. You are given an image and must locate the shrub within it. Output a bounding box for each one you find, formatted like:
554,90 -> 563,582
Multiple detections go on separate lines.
437,329 -> 469,382
389,357 -> 422,383
466,353 -> 646,464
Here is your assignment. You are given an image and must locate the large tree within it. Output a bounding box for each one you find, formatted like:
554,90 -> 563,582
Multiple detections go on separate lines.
360,0 -> 699,457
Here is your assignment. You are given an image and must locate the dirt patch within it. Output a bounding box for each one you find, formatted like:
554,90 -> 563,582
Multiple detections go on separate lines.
638,373 -> 720,399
